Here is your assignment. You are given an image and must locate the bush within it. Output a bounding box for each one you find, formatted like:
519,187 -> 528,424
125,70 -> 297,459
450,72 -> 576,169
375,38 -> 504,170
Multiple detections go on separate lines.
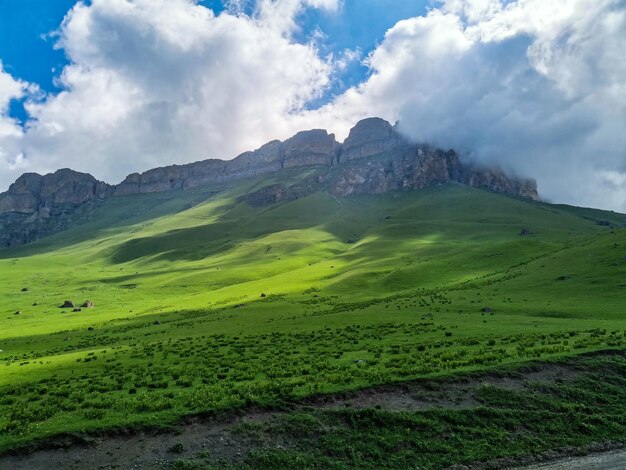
168,442 -> 185,454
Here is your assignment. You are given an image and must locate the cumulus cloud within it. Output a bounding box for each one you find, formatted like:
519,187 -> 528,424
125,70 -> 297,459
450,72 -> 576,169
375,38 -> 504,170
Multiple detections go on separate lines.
0,63 -> 25,117
0,62 -> 27,172
256,0 -> 340,33
312,0 -> 626,210
0,0 -> 336,188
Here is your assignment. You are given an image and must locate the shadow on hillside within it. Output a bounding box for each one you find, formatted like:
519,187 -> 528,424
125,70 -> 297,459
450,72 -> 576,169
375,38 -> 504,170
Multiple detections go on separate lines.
106,189 -> 521,268
0,188 -> 229,260
107,192 -> 385,264
86,265 -> 222,285
106,182 -> 557,266
0,168 -> 333,260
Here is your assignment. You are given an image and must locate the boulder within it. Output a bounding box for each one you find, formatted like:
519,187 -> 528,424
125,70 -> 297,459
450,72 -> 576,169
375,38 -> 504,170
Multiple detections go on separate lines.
60,300 -> 75,308
81,300 -> 94,308
21,287 -> 29,292
73,308 -> 82,312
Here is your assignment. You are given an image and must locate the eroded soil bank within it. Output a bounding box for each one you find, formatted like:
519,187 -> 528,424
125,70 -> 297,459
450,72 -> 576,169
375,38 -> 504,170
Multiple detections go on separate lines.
1,350 -> 625,469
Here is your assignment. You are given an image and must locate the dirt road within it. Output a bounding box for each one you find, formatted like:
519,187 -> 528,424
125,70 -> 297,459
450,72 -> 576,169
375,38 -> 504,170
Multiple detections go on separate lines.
521,449 -> 626,470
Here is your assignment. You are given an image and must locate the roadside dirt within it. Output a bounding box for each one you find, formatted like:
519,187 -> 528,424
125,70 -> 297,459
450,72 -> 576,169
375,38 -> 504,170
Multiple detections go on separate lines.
517,448 -> 626,470
305,363 -> 581,412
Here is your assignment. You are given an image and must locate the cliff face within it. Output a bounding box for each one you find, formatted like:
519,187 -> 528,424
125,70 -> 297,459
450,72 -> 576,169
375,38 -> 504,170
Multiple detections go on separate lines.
331,119 -> 537,199
0,118 -> 539,247
111,119 -> 537,200
329,144 -> 539,200
340,117 -> 403,162
0,169 -> 112,247
115,129 -> 339,195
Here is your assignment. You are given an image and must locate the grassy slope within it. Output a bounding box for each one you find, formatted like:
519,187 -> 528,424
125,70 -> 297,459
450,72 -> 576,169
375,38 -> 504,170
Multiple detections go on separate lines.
0,169 -> 625,452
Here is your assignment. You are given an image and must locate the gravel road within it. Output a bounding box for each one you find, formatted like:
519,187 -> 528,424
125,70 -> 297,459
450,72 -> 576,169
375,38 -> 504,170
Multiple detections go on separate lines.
520,449 -> 626,470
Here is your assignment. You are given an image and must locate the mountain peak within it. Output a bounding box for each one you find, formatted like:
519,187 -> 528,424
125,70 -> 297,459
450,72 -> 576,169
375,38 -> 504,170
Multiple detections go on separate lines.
0,117 -> 539,247
341,117 -> 403,161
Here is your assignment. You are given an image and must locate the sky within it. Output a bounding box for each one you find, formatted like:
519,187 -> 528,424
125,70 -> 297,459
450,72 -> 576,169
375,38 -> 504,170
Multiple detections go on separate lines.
0,0 -> 624,211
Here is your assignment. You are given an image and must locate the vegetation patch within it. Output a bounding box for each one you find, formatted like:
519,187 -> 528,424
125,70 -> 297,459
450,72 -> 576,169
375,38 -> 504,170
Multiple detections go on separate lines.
0,352 -> 624,469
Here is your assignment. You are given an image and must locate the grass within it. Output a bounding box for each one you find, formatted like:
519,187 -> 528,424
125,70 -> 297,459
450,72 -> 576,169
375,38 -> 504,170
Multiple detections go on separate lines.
0,169 -> 624,460
233,353 -> 626,469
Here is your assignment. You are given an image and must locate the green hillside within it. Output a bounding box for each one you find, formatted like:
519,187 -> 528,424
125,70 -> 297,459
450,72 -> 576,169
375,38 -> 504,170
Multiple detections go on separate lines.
0,169 -> 625,456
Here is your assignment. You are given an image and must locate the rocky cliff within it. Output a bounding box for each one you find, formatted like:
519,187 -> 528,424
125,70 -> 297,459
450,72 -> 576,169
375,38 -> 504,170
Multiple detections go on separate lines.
340,117 -> 403,162
0,118 -> 539,247
328,144 -> 539,198
115,129 -> 339,195
0,169 -> 112,247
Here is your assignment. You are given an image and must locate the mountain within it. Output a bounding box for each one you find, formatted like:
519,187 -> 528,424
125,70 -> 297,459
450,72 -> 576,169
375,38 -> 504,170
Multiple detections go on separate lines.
0,125 -> 624,460
0,117 -> 538,247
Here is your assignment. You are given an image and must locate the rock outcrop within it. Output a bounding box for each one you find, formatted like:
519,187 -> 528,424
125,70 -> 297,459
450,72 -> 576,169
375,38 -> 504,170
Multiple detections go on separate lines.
282,129 -> 340,168
115,129 -> 339,196
329,145 -> 539,199
340,117 -> 404,162
244,184 -> 296,208
112,119 -> 536,200
0,169 -> 112,247
242,175 -> 325,208
0,118 -> 539,247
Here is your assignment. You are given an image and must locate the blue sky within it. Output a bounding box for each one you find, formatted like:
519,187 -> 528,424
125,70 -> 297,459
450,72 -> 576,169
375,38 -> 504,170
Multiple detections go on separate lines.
0,0 -> 428,122
0,0 -> 77,121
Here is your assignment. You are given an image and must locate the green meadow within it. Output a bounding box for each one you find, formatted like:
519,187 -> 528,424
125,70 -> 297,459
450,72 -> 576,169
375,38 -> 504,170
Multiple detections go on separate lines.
1,168 -> 625,458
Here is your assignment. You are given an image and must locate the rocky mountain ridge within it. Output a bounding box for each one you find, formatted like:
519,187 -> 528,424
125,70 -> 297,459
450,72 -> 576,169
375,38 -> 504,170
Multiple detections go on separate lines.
0,117 -> 539,247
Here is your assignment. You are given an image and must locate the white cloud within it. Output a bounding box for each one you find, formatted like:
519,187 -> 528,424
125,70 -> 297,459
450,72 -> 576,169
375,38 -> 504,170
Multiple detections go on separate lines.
335,47 -> 361,71
0,62 -> 26,139
254,0 -> 340,35
308,0 -> 626,211
0,62 -> 27,172
0,0 -> 335,188
441,0 -> 502,24
0,63 -> 25,111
